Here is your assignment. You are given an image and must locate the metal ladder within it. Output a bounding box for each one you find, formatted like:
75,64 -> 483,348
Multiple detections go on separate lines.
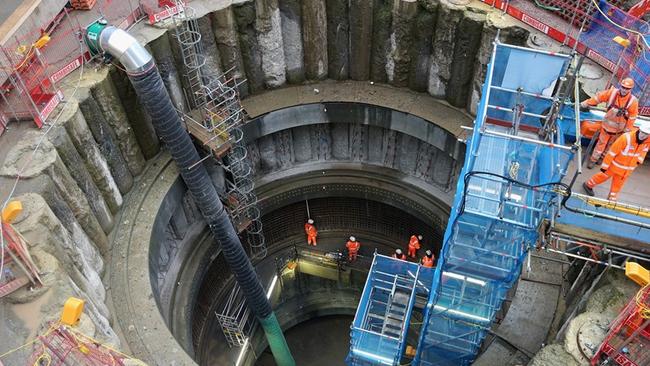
170,2 -> 267,348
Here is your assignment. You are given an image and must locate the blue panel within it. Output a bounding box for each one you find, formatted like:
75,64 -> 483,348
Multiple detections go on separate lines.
347,42 -> 576,366
347,255 -> 431,366
413,43 -> 574,365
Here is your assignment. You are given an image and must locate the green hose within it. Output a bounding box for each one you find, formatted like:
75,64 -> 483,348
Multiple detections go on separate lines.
259,313 -> 296,366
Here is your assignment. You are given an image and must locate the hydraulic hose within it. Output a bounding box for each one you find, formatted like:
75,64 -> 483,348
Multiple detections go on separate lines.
94,26 -> 294,365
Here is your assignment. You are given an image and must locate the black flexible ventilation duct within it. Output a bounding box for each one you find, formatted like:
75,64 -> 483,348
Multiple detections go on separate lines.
91,26 -> 294,366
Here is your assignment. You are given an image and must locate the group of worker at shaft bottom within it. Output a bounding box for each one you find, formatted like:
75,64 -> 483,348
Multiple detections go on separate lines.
580,78 -> 650,202
304,219 -> 435,268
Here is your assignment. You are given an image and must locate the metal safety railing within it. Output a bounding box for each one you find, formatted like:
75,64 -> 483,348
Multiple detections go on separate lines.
480,0 -> 650,115
0,0 -> 195,136
544,232 -> 650,270
347,254 -> 434,366
410,41 -> 576,366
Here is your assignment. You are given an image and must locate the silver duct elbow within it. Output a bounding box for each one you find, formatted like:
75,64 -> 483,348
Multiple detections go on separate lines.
98,26 -> 152,74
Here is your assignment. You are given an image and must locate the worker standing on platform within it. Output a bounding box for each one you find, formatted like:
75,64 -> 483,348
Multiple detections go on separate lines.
392,248 -> 406,260
407,235 -> 422,258
421,250 -> 435,268
583,124 -> 650,201
346,236 -> 360,262
580,78 -> 639,169
304,219 -> 317,246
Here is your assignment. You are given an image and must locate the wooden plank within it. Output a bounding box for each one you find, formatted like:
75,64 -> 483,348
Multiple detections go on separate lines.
185,116 -> 232,157
0,0 -> 42,46
0,0 -> 69,46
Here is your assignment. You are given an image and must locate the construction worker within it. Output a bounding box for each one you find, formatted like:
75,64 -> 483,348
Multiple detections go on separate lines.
583,123 -> 650,201
421,250 -> 435,268
304,219 -> 317,246
346,236 -> 360,262
392,248 -> 407,260
407,235 -> 422,258
580,78 -> 639,169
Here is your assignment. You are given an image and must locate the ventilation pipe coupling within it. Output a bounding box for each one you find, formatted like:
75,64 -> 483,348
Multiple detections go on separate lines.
86,22 -> 152,74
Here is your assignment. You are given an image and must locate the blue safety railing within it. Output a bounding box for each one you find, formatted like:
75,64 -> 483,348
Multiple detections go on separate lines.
347,41 -> 577,366
347,254 -> 434,366
413,42 -> 576,366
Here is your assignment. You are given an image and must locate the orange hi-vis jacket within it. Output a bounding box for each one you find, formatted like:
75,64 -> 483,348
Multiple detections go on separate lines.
304,223 -> 317,237
421,255 -> 434,268
392,253 -> 406,260
601,130 -> 650,178
346,240 -> 360,253
408,235 -> 421,250
584,88 -> 638,134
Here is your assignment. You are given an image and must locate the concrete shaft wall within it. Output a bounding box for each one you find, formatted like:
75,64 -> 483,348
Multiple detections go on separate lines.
0,0 -> 534,362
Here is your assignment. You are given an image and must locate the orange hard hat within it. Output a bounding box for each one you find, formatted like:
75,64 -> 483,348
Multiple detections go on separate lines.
621,78 -> 634,89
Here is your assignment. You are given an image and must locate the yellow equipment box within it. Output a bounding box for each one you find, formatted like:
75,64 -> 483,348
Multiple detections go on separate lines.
626,262 -> 650,287
60,297 -> 85,326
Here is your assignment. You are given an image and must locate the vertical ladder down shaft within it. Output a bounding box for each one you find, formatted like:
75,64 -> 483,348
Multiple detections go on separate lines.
91,26 -> 295,366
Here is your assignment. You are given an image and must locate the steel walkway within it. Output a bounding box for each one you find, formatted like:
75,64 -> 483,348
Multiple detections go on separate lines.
347,41 -> 576,365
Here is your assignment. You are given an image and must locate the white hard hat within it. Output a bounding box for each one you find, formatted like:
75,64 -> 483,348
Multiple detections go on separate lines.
349,236 -> 356,241
307,219 -> 314,224
418,235 -> 423,240
396,249 -> 402,254
638,121 -> 650,134
426,250 -> 432,256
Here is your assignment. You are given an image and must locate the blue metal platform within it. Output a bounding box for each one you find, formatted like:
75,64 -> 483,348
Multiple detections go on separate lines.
347,41 -> 576,365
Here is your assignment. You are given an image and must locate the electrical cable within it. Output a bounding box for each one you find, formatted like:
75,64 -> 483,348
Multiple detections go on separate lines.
0,36 -> 85,283
458,171 -> 569,216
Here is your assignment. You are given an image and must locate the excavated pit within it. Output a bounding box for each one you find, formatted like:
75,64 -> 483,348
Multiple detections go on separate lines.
146,104 -> 457,365
0,1 -> 593,365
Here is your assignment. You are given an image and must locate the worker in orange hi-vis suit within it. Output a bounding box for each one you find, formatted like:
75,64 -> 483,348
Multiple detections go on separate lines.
580,78 -> 639,169
407,235 -> 422,258
421,250 -> 435,268
346,236 -> 360,262
304,219 -> 317,246
392,248 -> 406,260
583,124 -> 650,201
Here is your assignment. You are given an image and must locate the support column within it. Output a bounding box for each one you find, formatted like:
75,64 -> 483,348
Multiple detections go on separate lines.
388,0 -> 418,87
447,11 -> 485,108
212,7 -> 248,94
256,0 -> 286,88
78,88 -> 134,194
428,3 -> 462,98
234,2 -> 265,95
302,0 -> 328,80
370,0 -> 393,82
64,102 -> 123,214
409,7 -> 436,92
90,73 -> 146,176
279,0 -> 305,83
349,0 -> 373,80
197,16 -> 223,76
326,0 -> 349,80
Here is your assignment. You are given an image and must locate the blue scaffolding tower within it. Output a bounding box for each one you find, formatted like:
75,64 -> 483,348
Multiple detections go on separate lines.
347,41 -> 577,366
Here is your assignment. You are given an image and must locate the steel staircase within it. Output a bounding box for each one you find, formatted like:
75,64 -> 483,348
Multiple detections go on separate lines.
347,41 -> 578,365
